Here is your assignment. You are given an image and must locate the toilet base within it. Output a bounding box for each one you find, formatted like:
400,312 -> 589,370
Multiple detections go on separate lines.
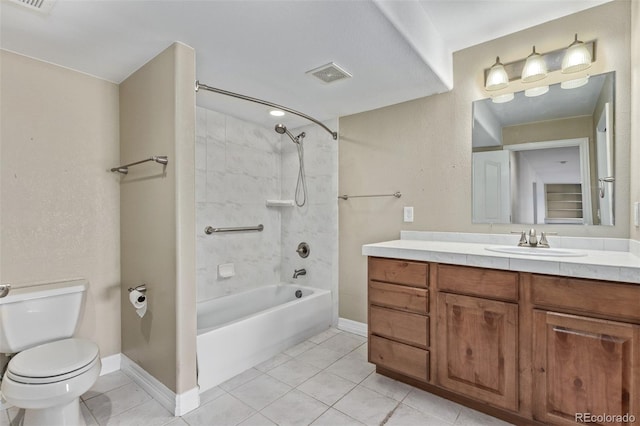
23,397 -> 85,426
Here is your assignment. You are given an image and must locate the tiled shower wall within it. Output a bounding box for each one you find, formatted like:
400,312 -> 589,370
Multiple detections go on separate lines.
196,106 -> 338,323
280,120 -> 339,322
196,108 -> 282,301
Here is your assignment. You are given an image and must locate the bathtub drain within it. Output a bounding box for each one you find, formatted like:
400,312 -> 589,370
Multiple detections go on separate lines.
295,290 -> 303,298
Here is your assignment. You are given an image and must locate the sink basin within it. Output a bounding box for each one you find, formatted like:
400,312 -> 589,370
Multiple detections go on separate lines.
485,246 -> 587,257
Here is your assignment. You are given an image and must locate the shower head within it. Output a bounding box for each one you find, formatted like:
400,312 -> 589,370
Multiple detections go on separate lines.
274,124 -> 304,144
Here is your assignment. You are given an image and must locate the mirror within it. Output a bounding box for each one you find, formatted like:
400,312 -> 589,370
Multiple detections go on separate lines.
472,71 -> 615,225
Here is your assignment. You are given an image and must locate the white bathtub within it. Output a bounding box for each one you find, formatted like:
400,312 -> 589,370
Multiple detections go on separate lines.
196,284 -> 332,393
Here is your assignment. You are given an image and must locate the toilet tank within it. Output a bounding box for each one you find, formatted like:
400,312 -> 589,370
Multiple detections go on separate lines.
0,279 -> 87,353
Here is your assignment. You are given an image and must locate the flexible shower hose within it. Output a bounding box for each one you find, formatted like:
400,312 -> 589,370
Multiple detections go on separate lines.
295,138 -> 308,207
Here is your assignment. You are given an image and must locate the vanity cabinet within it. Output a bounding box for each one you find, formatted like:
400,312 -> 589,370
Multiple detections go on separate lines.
366,257 -> 640,425
367,257 -> 430,382
435,264 -> 519,411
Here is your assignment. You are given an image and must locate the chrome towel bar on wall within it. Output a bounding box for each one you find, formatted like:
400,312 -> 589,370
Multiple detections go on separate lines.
338,191 -> 401,200
204,224 -> 264,234
110,156 -> 168,174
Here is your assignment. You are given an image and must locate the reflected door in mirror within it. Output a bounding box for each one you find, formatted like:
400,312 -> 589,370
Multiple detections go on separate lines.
472,151 -> 511,223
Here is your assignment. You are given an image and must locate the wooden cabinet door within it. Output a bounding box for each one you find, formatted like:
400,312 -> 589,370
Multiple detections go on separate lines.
533,311 -> 640,425
436,292 -> 518,411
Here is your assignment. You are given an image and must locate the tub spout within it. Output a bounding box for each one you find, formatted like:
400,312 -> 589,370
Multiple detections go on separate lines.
293,268 -> 306,279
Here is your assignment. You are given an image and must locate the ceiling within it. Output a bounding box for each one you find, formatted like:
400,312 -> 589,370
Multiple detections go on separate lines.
489,72 -> 608,127
1,0 -> 612,131
517,147 -> 581,183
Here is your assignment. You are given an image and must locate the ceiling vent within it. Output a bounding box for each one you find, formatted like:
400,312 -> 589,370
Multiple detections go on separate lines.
306,62 -> 352,84
7,0 -> 56,14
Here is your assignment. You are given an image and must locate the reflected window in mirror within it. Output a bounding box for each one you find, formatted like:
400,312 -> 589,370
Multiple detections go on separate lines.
472,71 -> 615,226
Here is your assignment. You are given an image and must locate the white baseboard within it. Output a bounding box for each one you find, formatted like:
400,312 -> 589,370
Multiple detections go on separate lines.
176,386 -> 200,415
337,318 -> 368,337
120,354 -> 200,416
100,353 -> 121,376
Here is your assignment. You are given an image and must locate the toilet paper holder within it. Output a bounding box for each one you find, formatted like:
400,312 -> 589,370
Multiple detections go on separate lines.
128,285 -> 147,302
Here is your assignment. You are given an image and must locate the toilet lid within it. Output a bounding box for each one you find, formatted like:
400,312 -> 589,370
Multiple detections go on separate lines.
7,338 -> 99,380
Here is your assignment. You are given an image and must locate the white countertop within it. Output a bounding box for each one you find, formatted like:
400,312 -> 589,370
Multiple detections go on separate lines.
362,234 -> 640,284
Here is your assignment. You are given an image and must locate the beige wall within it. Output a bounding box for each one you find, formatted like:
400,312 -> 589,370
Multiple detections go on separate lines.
339,0 -> 632,322
631,1 -> 640,241
502,116 -> 593,146
119,43 -> 196,394
0,50 -> 121,356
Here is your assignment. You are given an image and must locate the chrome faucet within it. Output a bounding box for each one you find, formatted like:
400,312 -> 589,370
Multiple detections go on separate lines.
515,229 -> 551,248
293,268 -> 306,279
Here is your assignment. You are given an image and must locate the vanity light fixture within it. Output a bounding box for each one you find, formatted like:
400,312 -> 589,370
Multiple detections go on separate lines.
483,37 -> 594,98
485,57 -> 509,91
521,46 -> 547,83
562,34 -> 592,74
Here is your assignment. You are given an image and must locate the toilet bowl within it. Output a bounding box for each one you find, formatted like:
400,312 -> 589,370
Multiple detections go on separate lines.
2,338 -> 101,426
0,280 -> 101,426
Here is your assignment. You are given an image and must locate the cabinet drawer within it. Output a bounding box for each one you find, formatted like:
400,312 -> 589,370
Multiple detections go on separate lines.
369,281 -> 429,314
437,264 -> 518,301
369,335 -> 429,382
370,305 -> 429,348
369,257 -> 428,288
531,274 -> 640,322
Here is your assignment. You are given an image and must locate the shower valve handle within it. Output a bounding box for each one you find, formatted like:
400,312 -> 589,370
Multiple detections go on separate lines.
296,242 -> 310,258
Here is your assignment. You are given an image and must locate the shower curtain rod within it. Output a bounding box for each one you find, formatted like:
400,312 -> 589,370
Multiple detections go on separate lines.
195,81 -> 338,140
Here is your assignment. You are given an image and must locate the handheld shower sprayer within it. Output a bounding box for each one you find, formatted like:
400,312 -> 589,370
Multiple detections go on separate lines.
274,124 -> 305,144
274,124 -> 308,207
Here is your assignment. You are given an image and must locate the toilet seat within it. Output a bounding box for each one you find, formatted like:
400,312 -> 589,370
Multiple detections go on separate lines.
6,338 -> 99,385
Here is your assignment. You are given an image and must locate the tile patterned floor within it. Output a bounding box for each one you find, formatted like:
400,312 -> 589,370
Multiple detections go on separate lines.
1,328 -> 513,426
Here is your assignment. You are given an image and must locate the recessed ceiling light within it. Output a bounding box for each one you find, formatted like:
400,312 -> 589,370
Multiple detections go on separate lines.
270,110 -> 285,117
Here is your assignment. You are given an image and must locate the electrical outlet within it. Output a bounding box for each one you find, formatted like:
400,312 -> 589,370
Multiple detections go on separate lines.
635,202 -> 640,227
403,206 -> 414,223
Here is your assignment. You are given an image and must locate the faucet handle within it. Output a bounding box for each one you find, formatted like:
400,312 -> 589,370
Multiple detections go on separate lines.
539,232 -> 549,248
511,231 -> 529,247
0,283 -> 10,298
538,231 -> 558,247
517,231 -> 528,247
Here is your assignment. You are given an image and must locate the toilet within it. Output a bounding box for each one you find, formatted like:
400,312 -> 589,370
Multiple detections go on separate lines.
0,279 -> 101,426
